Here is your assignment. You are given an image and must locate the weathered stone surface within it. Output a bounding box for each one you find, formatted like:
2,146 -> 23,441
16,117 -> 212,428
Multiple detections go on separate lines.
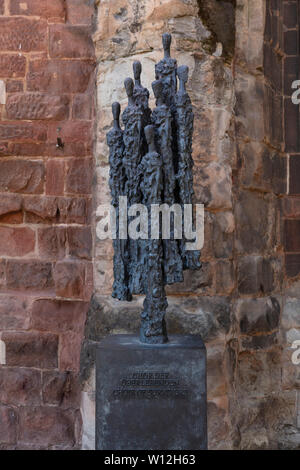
0,55 -> 26,78
237,256 -> 277,295
0,18 -> 47,52
6,260 -> 54,291
236,297 -> 281,335
0,121 -> 47,142
0,227 -> 35,257
50,25 -> 95,58
0,406 -> 17,445
235,191 -> 276,255
68,227 -> 92,260
10,0 -> 66,21
0,368 -> 41,406
282,298 -> 300,329
37,227 -> 66,260
53,261 -> 86,299
0,160 -> 44,194
6,93 -> 70,120
27,60 -> 94,94
236,350 -> 281,398
2,331 -> 58,368
194,162 -> 232,209
207,399 -> 230,450
18,407 -> 79,447
65,159 -> 93,194
45,160 -> 65,196
212,212 -> 234,259
31,299 -> 88,333
42,371 -> 81,408
24,195 -> 91,225
0,294 -> 30,330
241,332 -> 279,351
215,260 -> 235,295
72,93 -> 94,120
66,0 -> 95,25
0,194 -> 22,218
59,331 -> 84,371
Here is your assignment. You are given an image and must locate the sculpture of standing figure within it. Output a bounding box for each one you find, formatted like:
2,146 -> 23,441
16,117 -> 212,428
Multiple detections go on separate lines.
155,33 -> 178,111
106,33 -> 202,345
152,79 -> 183,285
122,77 -> 145,294
107,102 -> 131,301
139,125 -> 168,344
175,65 -> 201,270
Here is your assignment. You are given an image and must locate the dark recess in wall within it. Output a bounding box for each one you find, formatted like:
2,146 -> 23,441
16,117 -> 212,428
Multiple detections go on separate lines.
197,0 -> 236,62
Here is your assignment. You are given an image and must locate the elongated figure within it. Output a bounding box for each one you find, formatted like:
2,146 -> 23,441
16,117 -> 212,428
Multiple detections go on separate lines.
122,77 -> 145,294
175,65 -> 201,270
139,125 -> 168,344
107,102 -> 131,301
152,79 -> 183,284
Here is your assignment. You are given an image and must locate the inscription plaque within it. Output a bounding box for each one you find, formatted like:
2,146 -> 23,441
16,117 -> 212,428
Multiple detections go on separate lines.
96,335 -> 207,450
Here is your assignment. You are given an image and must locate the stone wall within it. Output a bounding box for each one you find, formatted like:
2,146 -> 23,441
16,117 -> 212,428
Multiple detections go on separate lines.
80,0 -> 300,450
0,0 -> 96,449
0,0 -> 298,451
84,0 -> 236,450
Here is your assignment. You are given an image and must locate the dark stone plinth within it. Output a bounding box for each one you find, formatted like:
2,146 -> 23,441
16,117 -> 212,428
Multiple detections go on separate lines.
96,334 -> 207,450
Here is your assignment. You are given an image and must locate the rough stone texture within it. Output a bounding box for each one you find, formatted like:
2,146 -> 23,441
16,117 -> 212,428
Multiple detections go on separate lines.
0,0 -> 299,452
0,1 -> 95,450
82,0 -> 300,451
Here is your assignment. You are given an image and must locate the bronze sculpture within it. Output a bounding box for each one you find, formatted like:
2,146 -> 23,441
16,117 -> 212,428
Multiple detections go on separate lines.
106,33 -> 201,344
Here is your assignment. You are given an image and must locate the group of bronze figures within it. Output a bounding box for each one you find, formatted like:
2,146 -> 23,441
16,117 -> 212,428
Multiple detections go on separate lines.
107,33 -> 201,344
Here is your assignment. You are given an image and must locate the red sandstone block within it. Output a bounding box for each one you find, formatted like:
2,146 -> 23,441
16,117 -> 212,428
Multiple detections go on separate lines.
0,226 -> 35,257
31,298 -> 88,333
0,294 -> 31,330
24,196 -> 59,222
0,406 -> 17,445
0,122 -> 47,142
0,18 -> 47,52
42,371 -> 81,407
50,25 -> 95,58
66,0 -> 95,25
6,93 -> 70,120
6,81 -> 24,93
23,195 -> 90,224
286,253 -> 300,278
65,158 -> 93,194
0,194 -> 23,224
27,59 -> 94,94
0,259 -> 5,288
68,226 -> 92,260
282,197 -> 300,218
0,212 -> 23,224
2,331 -> 58,368
0,160 -> 44,194
0,55 -> 26,79
10,0 -> 66,22
0,0 -> 4,14
47,121 -> 92,143
284,219 -> 300,252
46,160 -> 65,196
6,260 -> 54,291
53,260 -> 86,299
18,407 -> 78,447
37,226 -> 66,260
0,368 -> 41,406
59,331 -> 83,371
0,194 -> 22,217
72,93 -> 94,120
